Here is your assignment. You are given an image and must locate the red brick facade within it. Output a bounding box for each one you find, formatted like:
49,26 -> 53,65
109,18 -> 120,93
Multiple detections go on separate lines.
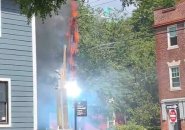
154,1 -> 185,28
154,1 -> 185,130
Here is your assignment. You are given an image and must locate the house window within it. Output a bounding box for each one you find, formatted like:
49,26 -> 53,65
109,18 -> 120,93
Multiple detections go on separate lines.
170,66 -> 180,88
167,25 -> 178,49
0,79 -> 11,127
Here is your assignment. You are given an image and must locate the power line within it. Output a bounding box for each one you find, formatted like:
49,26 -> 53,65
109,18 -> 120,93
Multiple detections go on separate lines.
80,23 -> 185,43
118,25 -> 185,38
78,7 -> 185,40
91,0 -> 118,7
83,0 -> 101,4
79,25 -> 185,52
125,27 -> 185,40
155,26 -> 185,36
89,0 -> 101,4
83,1 -> 184,38
87,27 -> 185,50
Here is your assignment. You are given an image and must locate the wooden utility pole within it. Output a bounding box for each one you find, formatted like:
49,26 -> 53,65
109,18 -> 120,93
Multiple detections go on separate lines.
57,45 -> 69,129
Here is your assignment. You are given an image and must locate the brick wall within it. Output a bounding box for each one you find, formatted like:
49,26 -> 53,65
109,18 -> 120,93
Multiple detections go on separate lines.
154,2 -> 185,27
155,22 -> 185,101
154,1 -> 185,130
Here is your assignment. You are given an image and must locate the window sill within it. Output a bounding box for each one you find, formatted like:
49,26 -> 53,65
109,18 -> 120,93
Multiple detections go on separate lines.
167,45 -> 179,50
170,87 -> 181,91
0,124 -> 11,127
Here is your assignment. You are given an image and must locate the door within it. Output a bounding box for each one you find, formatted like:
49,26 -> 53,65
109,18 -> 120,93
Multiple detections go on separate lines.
167,104 -> 181,130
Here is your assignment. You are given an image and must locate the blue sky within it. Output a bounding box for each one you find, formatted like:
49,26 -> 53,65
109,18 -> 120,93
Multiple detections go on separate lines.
89,0 -> 123,9
87,0 -> 136,15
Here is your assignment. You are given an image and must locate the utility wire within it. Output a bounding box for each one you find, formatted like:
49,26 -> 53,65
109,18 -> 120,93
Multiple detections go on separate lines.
79,25 -> 185,51
155,27 -> 185,36
91,0 -> 118,7
79,10 -> 185,39
82,25 -> 185,43
88,0 -> 101,4
124,27 -> 185,40
83,0 -> 101,4
88,27 -> 185,49
79,13 -> 185,38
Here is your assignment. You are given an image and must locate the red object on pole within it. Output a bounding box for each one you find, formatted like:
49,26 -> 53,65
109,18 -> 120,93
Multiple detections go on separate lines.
67,0 -> 80,80
70,0 -> 79,18
169,109 -> 177,123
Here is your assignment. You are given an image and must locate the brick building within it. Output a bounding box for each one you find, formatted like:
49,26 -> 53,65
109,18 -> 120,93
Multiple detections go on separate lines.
154,1 -> 185,130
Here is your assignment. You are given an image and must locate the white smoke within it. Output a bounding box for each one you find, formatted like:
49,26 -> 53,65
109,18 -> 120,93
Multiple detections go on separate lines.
36,5 -> 70,130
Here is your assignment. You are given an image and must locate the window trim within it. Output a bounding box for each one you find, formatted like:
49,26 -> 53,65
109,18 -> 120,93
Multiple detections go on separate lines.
32,16 -> 38,129
0,0 -> 1,37
169,66 -> 181,91
0,78 -> 11,127
167,24 -> 178,50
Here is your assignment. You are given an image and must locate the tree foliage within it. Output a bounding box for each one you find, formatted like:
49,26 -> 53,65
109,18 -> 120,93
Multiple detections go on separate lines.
77,3 -> 161,128
16,0 -> 178,22
15,0 -> 181,128
16,0 -> 67,21
16,0 -> 177,128
127,0 -> 176,32
76,0 -> 179,128
116,122 -> 146,130
120,0 -> 176,8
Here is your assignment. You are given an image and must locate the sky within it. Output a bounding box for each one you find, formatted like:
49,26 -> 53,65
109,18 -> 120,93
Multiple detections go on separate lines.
87,0 -> 136,16
89,0 -> 123,9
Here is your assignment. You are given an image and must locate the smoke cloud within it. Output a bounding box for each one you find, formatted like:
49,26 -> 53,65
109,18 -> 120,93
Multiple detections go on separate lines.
36,4 -> 121,130
36,4 -> 70,130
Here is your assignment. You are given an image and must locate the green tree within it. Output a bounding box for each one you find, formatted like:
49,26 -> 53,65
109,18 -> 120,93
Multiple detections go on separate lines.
126,0 -> 175,32
16,0 -> 67,20
15,0 -> 179,128
116,122 -> 146,130
119,0 -> 175,8
77,4 -> 160,128
16,0 -> 176,21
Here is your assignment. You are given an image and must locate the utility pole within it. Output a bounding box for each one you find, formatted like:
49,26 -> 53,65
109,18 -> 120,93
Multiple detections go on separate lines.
57,45 -> 69,130
74,102 -> 77,130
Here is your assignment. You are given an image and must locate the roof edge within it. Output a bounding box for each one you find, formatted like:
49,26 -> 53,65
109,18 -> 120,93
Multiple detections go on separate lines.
153,18 -> 185,28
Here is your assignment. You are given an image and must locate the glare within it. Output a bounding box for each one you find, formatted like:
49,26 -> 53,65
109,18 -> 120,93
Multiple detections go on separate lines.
64,80 -> 81,98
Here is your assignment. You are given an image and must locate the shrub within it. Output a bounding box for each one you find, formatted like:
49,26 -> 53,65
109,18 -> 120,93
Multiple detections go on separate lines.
116,122 -> 146,130
146,126 -> 160,130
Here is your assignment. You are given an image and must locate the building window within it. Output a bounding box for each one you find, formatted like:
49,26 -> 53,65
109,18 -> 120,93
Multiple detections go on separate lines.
167,25 -> 178,49
170,66 -> 180,88
0,79 -> 11,127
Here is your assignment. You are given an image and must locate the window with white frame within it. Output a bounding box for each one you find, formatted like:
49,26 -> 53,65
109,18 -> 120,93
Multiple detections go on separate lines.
0,79 -> 11,126
167,25 -> 177,48
170,66 -> 180,88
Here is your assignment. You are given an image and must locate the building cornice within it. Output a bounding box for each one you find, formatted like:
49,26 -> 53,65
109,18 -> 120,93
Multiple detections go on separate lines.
161,97 -> 185,103
154,18 -> 185,28
167,60 -> 181,67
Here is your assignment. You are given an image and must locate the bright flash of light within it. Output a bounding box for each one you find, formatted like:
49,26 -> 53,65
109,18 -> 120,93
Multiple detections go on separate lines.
64,80 -> 81,98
